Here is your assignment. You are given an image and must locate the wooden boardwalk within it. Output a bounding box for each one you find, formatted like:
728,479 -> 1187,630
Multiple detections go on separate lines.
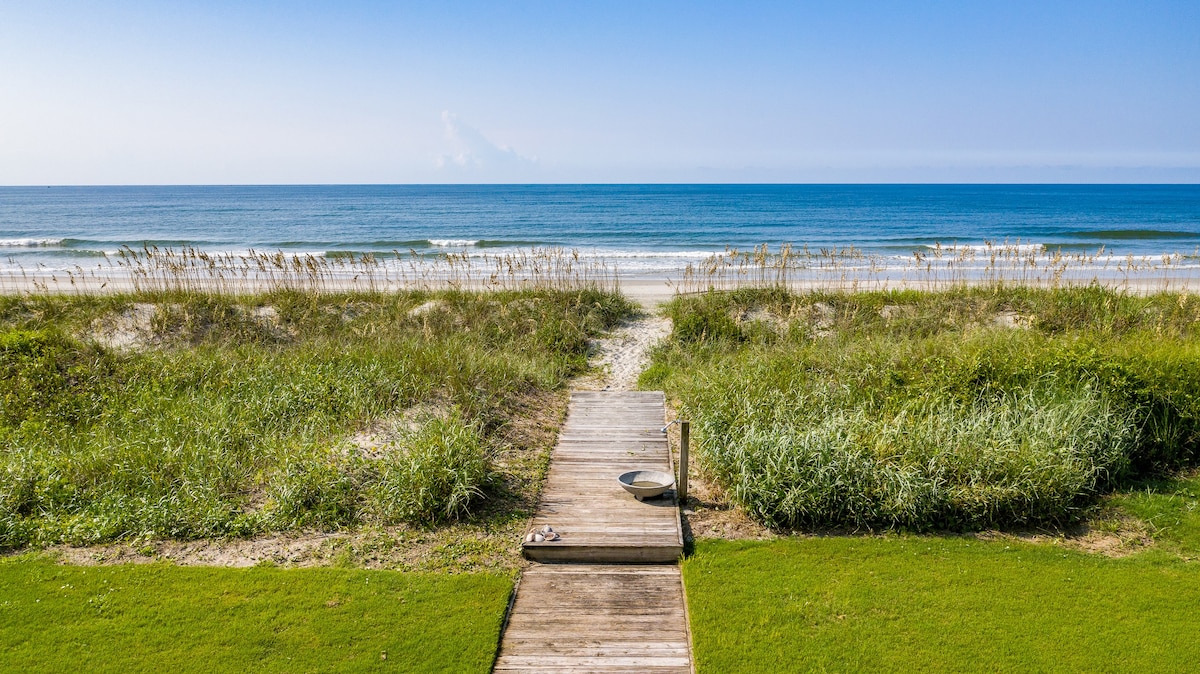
496,391 -> 693,673
493,565 -> 692,673
522,391 -> 683,563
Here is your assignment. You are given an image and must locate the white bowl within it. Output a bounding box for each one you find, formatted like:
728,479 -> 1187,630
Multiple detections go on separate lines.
617,470 -> 675,501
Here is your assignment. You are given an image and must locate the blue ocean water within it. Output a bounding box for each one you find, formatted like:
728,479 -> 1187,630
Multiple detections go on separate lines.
2,185 -> 1199,275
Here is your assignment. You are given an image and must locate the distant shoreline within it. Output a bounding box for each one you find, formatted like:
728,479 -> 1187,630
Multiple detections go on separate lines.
7,272 -> 1200,310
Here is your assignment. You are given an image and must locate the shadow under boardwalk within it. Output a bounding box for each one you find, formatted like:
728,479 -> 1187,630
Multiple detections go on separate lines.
522,391 -> 684,564
493,565 -> 692,674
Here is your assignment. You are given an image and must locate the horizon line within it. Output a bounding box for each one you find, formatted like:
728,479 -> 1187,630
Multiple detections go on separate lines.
3,181 -> 1200,188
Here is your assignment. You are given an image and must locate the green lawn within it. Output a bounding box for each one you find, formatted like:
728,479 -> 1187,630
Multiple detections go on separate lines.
1111,472 -> 1200,558
0,557 -> 512,673
684,537 -> 1200,673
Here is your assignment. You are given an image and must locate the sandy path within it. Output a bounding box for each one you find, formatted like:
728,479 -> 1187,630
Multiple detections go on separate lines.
580,314 -> 673,391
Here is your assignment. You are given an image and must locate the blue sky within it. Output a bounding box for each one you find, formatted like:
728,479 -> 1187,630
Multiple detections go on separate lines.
1,1 -> 1197,184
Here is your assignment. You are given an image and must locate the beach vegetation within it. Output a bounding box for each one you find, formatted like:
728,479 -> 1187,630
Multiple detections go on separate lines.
650,285 -> 1200,530
0,288 -> 634,548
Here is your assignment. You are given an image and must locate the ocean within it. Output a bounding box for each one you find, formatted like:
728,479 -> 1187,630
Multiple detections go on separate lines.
2,184 -> 1199,278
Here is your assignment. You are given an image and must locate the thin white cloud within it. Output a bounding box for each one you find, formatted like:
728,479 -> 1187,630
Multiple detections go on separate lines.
436,111 -> 534,171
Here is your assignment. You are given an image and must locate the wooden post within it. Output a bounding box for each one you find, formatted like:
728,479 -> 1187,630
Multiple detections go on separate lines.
679,420 -> 689,505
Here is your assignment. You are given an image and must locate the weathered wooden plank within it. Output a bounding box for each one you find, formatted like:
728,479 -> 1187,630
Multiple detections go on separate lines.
505,608 -> 683,618
560,411 -> 665,415
514,574 -> 684,588
530,508 -> 676,515
529,523 -> 682,533
526,521 -> 679,529
498,649 -> 690,662
501,628 -> 689,641
496,668 -> 688,671
526,565 -> 680,575
507,617 -> 684,630
525,541 -> 681,550
509,580 -> 682,592
500,644 -> 690,656
514,580 -> 680,592
497,667 -> 689,672
494,662 -> 691,666
502,620 -> 686,633
518,548 -> 680,564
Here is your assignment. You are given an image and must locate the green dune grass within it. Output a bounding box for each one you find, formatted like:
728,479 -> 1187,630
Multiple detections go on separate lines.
0,556 -> 511,673
684,537 -> 1200,673
0,289 -> 633,547
648,286 -> 1200,530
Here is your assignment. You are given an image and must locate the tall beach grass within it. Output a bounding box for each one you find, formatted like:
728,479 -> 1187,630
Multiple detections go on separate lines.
1,244 -> 621,296
647,285 -> 1200,530
669,241 -> 1200,294
0,287 -> 635,548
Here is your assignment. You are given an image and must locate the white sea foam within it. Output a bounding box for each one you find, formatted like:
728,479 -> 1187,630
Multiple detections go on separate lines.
925,243 -> 1045,254
428,239 -> 480,247
591,249 -> 718,259
204,249 -> 329,259
449,248 -> 715,259
0,238 -> 63,247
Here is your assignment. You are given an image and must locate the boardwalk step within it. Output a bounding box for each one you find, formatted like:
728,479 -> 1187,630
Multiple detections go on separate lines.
493,564 -> 692,673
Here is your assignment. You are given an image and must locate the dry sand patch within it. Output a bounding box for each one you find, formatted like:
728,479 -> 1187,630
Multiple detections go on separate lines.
88,302 -> 158,351
578,314 -> 673,391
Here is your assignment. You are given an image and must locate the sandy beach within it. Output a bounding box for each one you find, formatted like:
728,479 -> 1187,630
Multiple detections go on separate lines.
8,272 -> 1200,310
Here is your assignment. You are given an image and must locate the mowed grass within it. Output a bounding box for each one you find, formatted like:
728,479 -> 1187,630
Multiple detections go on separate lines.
0,556 -> 511,673
684,537 -> 1200,673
